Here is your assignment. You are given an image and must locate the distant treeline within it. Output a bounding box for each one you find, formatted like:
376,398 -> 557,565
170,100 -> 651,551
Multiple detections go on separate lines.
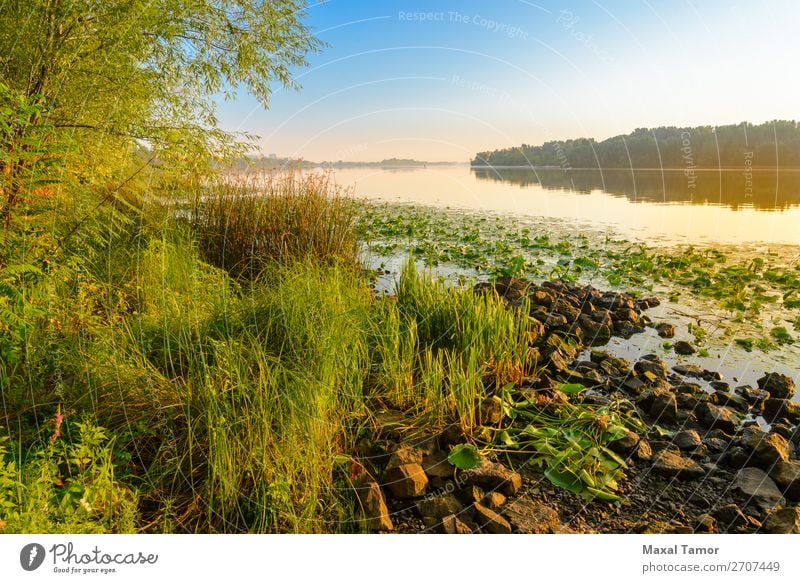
231,156 -> 456,171
472,121 -> 800,168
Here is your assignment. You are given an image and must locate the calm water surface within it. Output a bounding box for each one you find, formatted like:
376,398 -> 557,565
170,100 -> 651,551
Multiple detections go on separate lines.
332,166 -> 800,246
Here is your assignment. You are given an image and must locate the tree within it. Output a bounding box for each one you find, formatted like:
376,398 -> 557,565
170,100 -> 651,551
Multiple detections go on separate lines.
0,0 -> 320,215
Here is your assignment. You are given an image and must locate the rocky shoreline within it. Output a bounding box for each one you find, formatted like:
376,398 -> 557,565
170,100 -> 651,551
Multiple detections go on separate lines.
350,277 -> 800,534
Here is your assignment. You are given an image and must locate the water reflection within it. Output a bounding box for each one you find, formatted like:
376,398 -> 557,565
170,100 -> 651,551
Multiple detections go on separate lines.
471,168 -> 800,211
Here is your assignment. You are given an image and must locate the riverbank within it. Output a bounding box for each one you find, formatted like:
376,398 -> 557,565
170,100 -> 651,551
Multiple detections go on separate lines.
1,175 -> 798,534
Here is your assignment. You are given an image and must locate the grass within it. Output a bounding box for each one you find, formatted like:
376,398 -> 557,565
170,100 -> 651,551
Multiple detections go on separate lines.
0,172 -> 551,533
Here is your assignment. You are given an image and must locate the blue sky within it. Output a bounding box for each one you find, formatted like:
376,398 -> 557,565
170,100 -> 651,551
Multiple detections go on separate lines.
216,0 -> 799,162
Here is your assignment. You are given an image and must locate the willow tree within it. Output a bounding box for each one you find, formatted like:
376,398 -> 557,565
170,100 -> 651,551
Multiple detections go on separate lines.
0,0 -> 320,217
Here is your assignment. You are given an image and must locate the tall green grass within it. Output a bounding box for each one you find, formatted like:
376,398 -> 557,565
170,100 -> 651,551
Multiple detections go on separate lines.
1,171 -> 539,533
192,172 -> 359,278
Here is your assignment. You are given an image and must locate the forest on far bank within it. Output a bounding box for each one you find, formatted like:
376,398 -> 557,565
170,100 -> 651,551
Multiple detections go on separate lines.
472,121 -> 800,168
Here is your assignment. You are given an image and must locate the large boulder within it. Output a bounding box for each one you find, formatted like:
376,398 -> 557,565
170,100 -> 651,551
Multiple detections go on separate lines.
763,507 -> 800,534
769,460 -> 800,501
697,402 -> 739,434
732,467 -> 785,512
757,372 -> 796,399
761,398 -> 800,424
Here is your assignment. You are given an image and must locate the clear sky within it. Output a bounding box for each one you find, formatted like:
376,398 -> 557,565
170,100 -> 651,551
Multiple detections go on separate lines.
216,0 -> 799,162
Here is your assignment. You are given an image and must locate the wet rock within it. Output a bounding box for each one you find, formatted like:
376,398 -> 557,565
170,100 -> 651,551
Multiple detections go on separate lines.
672,363 -> 705,378
473,502 -> 512,534
732,467 -> 785,512
479,398 -> 503,425
711,391 -> 749,413
577,314 -> 612,341
460,459 -> 522,496
530,287 -> 556,307
384,463 -> 428,498
502,499 -> 560,534
636,296 -> 661,310
697,402 -> 739,434
416,493 -> 463,520
655,323 -> 676,338
761,398 -> 800,424
713,504 -> 761,532
770,423 -> 794,441
386,445 -> 423,469
757,372 -> 796,399
483,491 -> 506,509
769,460 -> 800,501
543,334 -> 578,360
694,514 -> 717,533
495,276 -> 530,302
422,451 -> 455,479
651,450 -> 705,480
734,385 -> 769,406
635,356 -> 668,379
673,430 -> 702,450
650,390 -> 678,424
442,513 -> 474,534
622,376 -> 646,393
674,340 -> 696,355
763,507 -> 800,534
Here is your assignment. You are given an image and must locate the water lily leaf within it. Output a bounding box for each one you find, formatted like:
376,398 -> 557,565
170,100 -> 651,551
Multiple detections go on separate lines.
447,443 -> 483,469
559,382 -> 586,395
544,466 -> 583,494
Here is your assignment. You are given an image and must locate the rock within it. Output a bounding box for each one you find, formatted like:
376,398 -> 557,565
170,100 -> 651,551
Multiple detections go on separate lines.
735,385 -> 769,405
483,491 -> 506,509
694,513 -> 717,533
634,439 -> 653,461
460,460 -> 522,496
769,460 -> 800,501
761,398 -> 800,424
386,445 -> 423,469
651,450 -> 705,480
422,451 -> 455,479
636,296 -> 661,310
770,423 -> 794,441
732,467 -> 785,512
384,463 -> 428,498
495,276 -> 530,301
609,430 -> 640,455
720,446 -> 751,469
673,430 -> 702,450
674,340 -> 696,355
704,437 -> 729,453
578,314 -> 612,341
502,499 -> 560,534
416,493 -> 463,519
712,391 -> 749,413
655,323 -> 676,338
622,377 -> 646,393
673,363 -> 705,377
350,464 -> 394,532
763,507 -> 800,534
757,372 -> 796,399
479,398 -> 503,425
697,402 -> 739,434
473,502 -> 512,534
650,391 -> 678,424
752,433 -> 790,469
442,513 -> 474,534
635,356 -> 668,379
457,485 -> 485,504
713,504 -> 761,532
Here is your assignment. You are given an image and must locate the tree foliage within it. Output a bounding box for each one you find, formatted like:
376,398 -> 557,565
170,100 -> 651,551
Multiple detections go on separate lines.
0,0 -> 320,192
